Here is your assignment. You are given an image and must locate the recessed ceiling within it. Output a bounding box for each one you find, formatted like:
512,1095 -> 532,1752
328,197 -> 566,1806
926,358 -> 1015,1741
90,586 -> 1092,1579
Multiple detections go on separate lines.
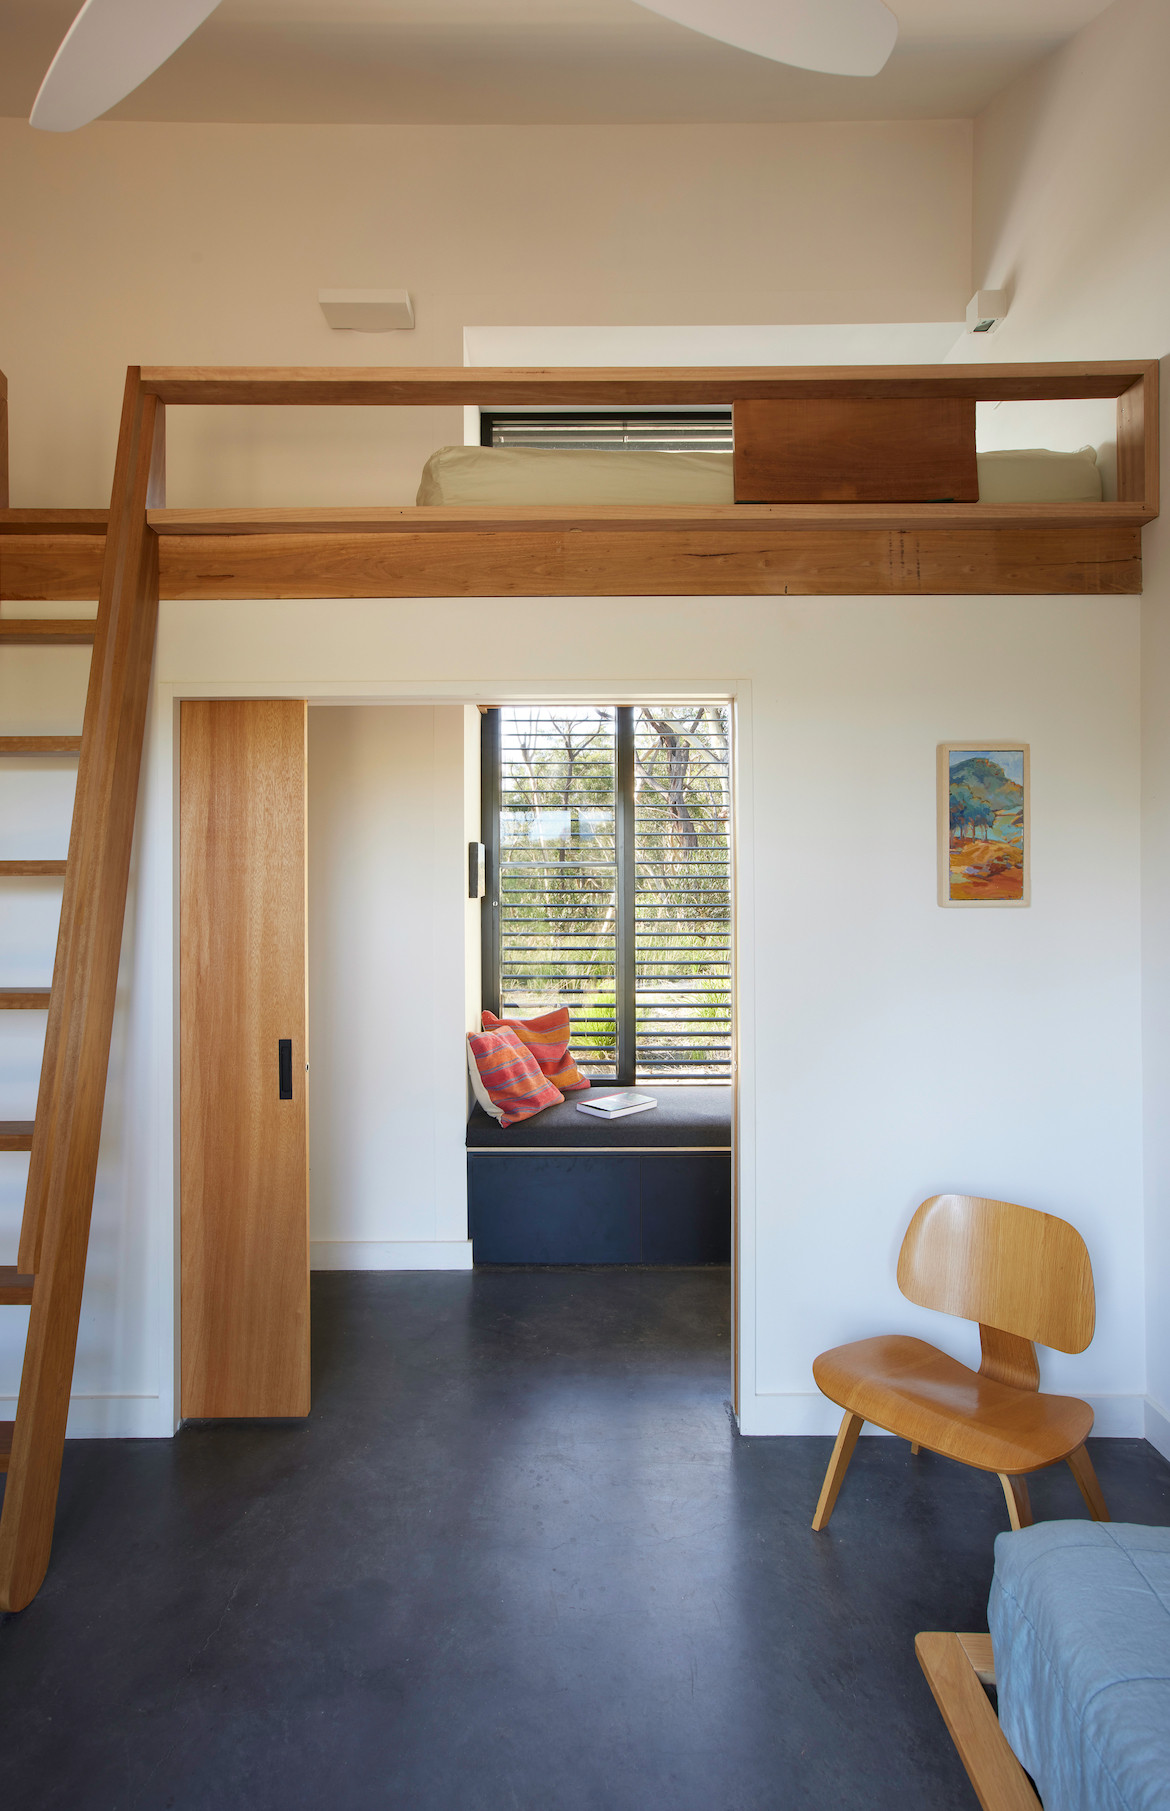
0,0 -> 1113,125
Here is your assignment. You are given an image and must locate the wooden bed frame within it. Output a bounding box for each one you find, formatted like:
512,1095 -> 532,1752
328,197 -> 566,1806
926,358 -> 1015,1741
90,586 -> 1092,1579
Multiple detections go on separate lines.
0,360 -> 1159,604
916,1632 -> 1042,1811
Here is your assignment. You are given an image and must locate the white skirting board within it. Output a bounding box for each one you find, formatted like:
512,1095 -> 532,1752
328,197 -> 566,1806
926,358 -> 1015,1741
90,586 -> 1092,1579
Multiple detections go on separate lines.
734,1392 -> 1149,1438
1146,1397 -> 1170,1464
0,1394 -> 170,1439
310,1240 -> 474,1271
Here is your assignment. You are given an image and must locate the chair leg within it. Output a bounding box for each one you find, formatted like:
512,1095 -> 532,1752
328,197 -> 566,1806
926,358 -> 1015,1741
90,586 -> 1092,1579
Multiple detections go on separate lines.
812,1411 -> 864,1532
999,1473 -> 1033,1531
1066,1443 -> 1110,1522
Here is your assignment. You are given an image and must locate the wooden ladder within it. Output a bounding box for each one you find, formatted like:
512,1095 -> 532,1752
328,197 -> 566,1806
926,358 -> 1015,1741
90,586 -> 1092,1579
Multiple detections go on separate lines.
0,369 -> 163,1611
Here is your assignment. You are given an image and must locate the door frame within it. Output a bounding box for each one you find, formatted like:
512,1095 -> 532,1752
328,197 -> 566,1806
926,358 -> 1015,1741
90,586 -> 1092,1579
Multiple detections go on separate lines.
149,674 -> 755,1434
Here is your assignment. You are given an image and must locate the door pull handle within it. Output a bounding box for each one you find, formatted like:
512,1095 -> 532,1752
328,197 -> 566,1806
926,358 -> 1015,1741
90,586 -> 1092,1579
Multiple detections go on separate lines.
278,1038 -> 293,1100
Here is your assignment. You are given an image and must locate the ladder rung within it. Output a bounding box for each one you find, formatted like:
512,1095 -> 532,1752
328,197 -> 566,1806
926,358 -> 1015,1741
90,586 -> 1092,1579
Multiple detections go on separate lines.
0,737 -> 82,754
0,1268 -> 34,1306
0,1122 -> 35,1151
0,862 -> 67,877
0,621 -> 96,645
0,990 -> 51,1009
0,1423 -> 12,1475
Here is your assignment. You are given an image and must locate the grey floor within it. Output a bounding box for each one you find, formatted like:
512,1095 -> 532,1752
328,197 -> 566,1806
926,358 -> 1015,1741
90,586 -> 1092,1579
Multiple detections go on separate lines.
2,1268 -> 1169,1810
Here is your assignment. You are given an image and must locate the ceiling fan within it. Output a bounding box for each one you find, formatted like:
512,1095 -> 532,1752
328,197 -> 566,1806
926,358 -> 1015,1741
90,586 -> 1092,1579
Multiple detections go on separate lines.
30,0 -> 898,132
630,0 -> 898,77
30,0 -> 223,132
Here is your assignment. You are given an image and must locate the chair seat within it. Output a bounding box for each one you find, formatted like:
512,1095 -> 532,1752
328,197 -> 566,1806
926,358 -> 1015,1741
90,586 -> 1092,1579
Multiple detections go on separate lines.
813,1334 -> 1094,1474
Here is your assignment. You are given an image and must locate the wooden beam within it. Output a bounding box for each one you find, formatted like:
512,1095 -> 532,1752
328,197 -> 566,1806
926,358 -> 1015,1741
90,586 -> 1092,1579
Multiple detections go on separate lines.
0,510 -> 109,535
2,511 -> 1146,600
0,737 -> 82,754
0,369 -> 8,510
0,1269 -> 35,1307
0,369 -> 164,1614
916,1633 -> 1040,1810
153,522 -> 1142,598
1117,365 -> 1159,508
139,361 -> 1156,406
1,539 -> 105,601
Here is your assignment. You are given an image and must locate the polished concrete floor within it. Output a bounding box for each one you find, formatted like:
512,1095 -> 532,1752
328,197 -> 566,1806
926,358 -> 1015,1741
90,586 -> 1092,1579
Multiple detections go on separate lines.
2,1268 -> 1169,1810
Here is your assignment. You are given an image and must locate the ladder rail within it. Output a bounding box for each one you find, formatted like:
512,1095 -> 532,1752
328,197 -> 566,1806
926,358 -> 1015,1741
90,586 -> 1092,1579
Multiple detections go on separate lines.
0,368 -> 164,1613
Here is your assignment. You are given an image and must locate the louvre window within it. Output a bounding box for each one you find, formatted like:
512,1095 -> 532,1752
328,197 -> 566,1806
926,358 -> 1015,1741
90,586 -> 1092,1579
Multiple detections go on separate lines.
482,705 -> 732,1082
479,410 -> 733,452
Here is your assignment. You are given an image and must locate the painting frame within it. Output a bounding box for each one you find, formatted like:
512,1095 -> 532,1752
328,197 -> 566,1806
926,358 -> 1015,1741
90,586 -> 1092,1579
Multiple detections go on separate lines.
937,741 -> 1030,908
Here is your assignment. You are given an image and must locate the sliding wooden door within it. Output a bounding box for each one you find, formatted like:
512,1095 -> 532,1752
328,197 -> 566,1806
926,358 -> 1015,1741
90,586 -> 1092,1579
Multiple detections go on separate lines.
180,699 -> 310,1417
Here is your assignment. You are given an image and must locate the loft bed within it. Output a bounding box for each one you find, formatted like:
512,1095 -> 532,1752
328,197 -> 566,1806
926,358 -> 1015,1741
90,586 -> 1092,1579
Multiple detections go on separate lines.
0,360 -> 1160,607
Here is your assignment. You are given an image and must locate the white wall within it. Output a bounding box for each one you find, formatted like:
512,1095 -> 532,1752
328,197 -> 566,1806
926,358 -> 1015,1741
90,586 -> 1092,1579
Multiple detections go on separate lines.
306,704 -> 478,1271
965,0 -> 1170,1458
0,116 -> 971,509
0,76 -> 1161,1444
121,585 -> 1143,1438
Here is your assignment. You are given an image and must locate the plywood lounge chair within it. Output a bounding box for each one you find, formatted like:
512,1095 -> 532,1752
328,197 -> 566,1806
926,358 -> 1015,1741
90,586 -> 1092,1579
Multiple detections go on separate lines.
810,1193 -> 1109,1533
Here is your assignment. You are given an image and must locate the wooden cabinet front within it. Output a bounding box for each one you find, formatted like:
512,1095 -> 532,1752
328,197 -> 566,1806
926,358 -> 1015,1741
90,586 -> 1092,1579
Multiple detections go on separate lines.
180,699 -> 310,1417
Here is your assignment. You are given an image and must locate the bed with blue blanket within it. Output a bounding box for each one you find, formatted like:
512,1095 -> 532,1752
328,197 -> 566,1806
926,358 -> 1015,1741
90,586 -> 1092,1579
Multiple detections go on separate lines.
918,1521 -> 1170,1811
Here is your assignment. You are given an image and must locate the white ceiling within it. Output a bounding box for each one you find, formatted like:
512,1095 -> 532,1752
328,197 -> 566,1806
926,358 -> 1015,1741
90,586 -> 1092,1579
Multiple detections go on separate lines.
0,0 -> 1114,125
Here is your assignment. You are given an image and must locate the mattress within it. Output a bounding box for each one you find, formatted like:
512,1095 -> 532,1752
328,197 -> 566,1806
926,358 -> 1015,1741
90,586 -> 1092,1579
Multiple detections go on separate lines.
417,444 -> 1103,507
988,1520 -> 1170,1811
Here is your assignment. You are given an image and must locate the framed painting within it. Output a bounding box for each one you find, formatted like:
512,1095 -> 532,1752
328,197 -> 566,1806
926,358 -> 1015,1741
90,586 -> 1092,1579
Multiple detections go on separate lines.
938,742 -> 1029,907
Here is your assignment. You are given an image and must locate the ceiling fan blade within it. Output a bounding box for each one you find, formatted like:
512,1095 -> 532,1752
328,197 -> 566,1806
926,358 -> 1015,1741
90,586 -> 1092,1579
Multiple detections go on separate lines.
30,0 -> 223,131
629,0 -> 898,78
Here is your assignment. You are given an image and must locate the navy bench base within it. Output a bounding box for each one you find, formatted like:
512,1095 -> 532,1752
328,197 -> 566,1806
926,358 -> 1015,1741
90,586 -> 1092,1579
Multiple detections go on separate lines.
466,1087 -> 732,1266
468,1152 -> 731,1265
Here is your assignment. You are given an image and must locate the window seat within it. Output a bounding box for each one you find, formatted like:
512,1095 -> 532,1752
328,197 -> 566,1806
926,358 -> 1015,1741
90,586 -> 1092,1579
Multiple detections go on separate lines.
466,1086 -> 732,1265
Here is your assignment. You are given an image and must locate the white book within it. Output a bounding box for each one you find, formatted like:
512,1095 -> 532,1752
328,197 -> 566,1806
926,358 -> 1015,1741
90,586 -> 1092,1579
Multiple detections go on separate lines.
576,1091 -> 658,1120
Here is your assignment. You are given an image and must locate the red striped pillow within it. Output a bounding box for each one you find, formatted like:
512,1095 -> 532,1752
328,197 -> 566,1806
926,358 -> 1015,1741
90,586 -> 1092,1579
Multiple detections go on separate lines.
480,1008 -> 590,1093
466,1025 -> 564,1128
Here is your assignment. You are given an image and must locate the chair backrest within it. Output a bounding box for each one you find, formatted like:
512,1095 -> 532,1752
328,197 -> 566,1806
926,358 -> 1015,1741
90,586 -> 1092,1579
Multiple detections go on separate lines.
896,1194 -> 1095,1354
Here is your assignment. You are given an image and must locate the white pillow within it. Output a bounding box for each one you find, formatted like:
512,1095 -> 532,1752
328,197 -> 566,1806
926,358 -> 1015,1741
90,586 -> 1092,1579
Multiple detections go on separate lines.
976,446 -> 1102,503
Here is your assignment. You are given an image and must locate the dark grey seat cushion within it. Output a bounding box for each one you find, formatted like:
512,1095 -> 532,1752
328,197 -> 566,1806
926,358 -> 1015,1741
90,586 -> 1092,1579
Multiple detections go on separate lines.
466,1084 -> 732,1150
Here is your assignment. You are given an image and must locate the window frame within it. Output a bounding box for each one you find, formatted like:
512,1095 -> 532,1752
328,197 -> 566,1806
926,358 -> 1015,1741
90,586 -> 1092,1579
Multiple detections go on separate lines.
480,704 -> 732,1087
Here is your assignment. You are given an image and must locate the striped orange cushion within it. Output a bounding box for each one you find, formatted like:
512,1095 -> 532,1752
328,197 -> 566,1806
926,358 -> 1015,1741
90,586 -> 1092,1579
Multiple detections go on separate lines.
481,1008 -> 590,1093
466,1026 -> 564,1128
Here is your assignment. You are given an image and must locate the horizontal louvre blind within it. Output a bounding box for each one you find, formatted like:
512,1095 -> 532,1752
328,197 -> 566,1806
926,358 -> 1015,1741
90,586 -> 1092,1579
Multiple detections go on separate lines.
635,707 -> 732,1080
482,411 -> 733,453
498,708 -> 618,1077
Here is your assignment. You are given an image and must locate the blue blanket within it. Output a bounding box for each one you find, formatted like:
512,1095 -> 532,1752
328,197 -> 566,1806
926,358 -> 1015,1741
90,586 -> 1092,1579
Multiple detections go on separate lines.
989,1521 -> 1170,1811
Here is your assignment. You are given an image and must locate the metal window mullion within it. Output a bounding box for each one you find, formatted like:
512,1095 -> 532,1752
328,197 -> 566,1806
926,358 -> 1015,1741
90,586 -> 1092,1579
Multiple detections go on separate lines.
615,706 -> 636,1086
481,708 -> 501,1016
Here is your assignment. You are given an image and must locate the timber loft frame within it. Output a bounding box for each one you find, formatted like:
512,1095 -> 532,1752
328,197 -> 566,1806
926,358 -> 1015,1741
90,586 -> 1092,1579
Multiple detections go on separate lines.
0,360 -> 1161,603
0,358 -> 1159,1612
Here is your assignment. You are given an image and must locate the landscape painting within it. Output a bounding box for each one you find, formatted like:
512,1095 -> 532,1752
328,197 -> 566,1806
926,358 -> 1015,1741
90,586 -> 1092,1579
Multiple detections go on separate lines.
939,743 -> 1029,906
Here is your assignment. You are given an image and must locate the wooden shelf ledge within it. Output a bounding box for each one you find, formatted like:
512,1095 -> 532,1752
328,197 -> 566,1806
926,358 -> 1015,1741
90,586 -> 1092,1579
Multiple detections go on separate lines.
148,500 -> 1158,535
0,1122 -> 34,1151
0,863 -> 66,879
0,989 -> 50,1007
